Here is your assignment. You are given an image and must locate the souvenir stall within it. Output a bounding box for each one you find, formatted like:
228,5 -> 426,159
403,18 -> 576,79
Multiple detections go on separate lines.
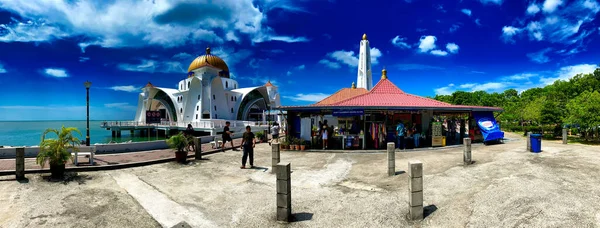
277,69 -> 503,151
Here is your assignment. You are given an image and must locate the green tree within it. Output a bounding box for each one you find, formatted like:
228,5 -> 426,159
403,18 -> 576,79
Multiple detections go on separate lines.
567,90 -> 600,128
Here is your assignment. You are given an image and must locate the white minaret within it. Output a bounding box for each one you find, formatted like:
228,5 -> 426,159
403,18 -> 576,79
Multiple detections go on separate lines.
357,33 -> 373,90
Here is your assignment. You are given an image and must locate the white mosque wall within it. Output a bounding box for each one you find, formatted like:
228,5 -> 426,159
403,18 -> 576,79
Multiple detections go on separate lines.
210,77 -> 228,119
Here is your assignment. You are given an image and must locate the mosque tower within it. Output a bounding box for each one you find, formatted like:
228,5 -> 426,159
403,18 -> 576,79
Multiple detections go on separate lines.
356,33 -> 373,90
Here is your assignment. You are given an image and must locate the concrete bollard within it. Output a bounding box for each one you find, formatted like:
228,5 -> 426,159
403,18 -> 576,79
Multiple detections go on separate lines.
527,132 -> 531,152
272,143 -> 280,173
387,142 -> 395,176
463,138 -> 472,166
16,147 -> 25,180
276,163 -> 292,222
408,160 -> 423,220
562,128 -> 567,144
194,137 -> 202,160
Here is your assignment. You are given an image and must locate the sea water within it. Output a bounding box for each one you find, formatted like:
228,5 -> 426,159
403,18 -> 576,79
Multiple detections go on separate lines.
0,120 -> 167,146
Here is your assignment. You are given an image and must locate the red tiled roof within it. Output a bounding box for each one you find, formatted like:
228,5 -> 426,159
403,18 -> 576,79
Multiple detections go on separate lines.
314,88 -> 368,105
314,79 -> 452,107
277,78 -> 502,112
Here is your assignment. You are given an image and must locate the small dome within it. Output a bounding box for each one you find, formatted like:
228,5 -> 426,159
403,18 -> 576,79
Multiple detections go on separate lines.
187,47 -> 230,77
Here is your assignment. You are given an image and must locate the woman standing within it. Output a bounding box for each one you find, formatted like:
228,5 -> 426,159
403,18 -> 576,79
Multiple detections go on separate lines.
322,122 -> 329,150
185,124 -> 195,151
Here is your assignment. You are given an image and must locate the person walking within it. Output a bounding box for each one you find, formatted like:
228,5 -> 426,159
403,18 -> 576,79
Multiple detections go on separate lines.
240,126 -> 256,169
185,124 -> 195,151
412,124 -> 420,148
396,121 -> 406,150
223,121 -> 237,151
269,122 -> 280,146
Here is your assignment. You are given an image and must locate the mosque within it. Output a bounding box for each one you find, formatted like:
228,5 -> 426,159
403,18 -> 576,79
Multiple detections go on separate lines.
114,47 -> 282,135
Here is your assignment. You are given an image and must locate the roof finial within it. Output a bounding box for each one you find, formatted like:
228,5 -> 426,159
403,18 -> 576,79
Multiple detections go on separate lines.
206,46 -> 211,55
381,67 -> 387,80
351,82 -> 356,89
362,33 -> 368,40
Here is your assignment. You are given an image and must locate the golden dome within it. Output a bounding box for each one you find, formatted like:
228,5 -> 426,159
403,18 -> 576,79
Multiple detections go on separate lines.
187,47 -> 230,76
362,33 -> 368,40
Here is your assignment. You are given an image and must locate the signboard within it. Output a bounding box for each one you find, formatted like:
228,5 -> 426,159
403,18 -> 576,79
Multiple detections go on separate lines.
332,109 -> 364,117
146,111 -> 162,124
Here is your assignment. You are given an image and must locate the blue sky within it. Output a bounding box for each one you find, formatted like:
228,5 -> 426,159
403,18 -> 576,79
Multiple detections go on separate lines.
0,0 -> 599,121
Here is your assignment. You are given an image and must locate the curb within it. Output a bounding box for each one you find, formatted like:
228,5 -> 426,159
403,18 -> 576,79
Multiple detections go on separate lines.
0,146 -> 242,177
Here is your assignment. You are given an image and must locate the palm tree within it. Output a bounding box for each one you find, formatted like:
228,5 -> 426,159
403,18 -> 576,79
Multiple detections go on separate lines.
36,126 -> 82,178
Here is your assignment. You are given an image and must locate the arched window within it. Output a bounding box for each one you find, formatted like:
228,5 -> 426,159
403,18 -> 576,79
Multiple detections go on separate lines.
180,84 -> 182,90
231,108 -> 234,113
198,95 -> 201,100
226,81 -> 228,88
213,95 -> 215,100
214,106 -> 217,111
231,96 -> 233,101
187,81 -> 190,89
196,106 -> 199,111
196,114 -> 198,119
180,108 -> 183,113
234,97 -> 237,101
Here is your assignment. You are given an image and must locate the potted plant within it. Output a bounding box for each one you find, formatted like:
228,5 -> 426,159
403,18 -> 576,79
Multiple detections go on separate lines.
292,138 -> 300,150
167,132 -> 188,163
255,131 -> 265,143
36,126 -> 82,179
300,140 -> 309,151
280,140 -> 289,150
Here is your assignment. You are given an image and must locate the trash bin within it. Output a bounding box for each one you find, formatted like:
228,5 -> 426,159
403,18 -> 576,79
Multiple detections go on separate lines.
530,134 -> 542,153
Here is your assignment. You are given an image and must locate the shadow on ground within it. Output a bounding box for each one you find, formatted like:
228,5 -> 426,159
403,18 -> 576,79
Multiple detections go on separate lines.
424,205 -> 438,218
291,212 -> 313,222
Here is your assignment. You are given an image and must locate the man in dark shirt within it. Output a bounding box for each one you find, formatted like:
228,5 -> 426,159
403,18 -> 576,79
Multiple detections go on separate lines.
222,121 -> 237,151
240,126 -> 256,169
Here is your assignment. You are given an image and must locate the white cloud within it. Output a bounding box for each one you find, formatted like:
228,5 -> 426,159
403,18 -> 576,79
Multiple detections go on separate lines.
295,64 -> 306,70
319,59 -> 341,69
430,50 -> 448,56
283,93 -> 330,102
321,47 -> 382,69
475,19 -> 482,26
504,73 -> 538,81
501,26 -> 521,43
446,43 -> 459,54
110,85 -> 140,93
211,47 -> 253,69
480,0 -> 503,5
0,0 -> 308,51
503,0 -> 599,47
118,59 -> 185,74
449,24 -> 461,33
172,52 -> 194,60
434,84 -> 456,95
43,68 -> 68,78
79,57 -> 90,62
527,4 -> 541,14
418,35 -> 437,53
391,35 -> 411,49
540,63 -> 598,84
434,63 -> 599,95
461,9 -> 472,16
543,0 -> 564,13
0,63 -> 6,73
286,71 -> 292,76
526,48 -> 553,63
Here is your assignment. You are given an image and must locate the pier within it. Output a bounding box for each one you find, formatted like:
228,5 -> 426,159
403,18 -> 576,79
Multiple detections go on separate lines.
101,120 -> 269,138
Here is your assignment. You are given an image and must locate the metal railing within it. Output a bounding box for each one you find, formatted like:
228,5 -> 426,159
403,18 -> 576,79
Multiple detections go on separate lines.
100,120 -> 265,129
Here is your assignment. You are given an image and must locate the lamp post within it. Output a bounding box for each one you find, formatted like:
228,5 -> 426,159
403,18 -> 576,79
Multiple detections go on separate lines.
84,81 -> 92,146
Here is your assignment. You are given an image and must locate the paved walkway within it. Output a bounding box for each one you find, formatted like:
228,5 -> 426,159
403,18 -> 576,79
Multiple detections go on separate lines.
0,137 -> 256,171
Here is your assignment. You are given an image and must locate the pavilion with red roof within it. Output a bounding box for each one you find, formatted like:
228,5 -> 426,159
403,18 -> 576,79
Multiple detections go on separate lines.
277,69 -> 503,150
